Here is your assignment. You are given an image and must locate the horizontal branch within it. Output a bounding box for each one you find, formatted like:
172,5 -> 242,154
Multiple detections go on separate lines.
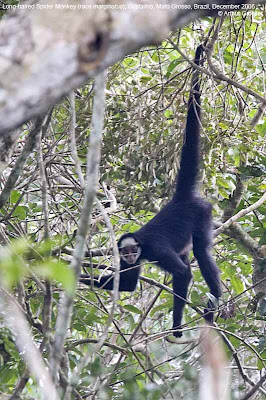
0,0 -> 264,133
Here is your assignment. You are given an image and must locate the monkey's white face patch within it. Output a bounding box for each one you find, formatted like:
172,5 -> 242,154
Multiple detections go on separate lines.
119,237 -> 141,265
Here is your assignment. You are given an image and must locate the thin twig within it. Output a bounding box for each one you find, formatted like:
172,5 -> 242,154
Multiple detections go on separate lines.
36,125 -> 53,345
169,39 -> 266,107
0,115 -> 48,209
69,91 -> 85,188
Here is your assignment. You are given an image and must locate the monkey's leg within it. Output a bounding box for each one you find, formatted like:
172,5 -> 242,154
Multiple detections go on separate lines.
192,234 -> 222,322
172,272 -> 192,337
193,236 -> 221,297
151,248 -> 192,337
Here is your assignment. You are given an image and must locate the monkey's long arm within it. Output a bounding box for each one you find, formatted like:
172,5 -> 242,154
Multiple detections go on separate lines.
80,262 -> 140,292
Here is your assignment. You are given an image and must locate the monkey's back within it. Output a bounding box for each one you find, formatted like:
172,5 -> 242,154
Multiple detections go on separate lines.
134,196 -> 210,255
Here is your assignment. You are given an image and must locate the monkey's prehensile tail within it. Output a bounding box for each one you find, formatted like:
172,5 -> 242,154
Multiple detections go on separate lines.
174,45 -> 203,201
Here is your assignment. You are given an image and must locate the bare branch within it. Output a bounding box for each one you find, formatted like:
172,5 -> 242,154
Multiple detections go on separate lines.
9,370 -> 30,400
69,91 -> 85,188
169,38 -> 266,116
0,111 -> 52,210
36,129 -> 54,352
0,287 -> 59,400
240,373 -> 266,400
66,198 -> 121,397
222,176 -> 246,222
214,192 -> 266,236
49,71 -> 107,380
60,245 -> 111,257
36,125 -> 49,239
0,128 -> 21,173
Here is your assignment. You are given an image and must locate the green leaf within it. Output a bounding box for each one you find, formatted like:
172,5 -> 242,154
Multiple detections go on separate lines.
0,365 -> 15,384
33,260 -> 75,293
166,58 -> 182,76
124,305 -> 142,314
255,120 -> 266,136
231,276 -> 244,294
10,190 -> 21,204
151,52 -> 159,62
257,351 -> 266,371
216,177 -> 232,189
123,58 -> 138,68
164,109 -> 173,118
0,239 -> 29,286
89,356 -> 102,376
239,165 -> 266,178
218,187 -> 229,198
13,205 -> 27,219
140,76 -> 152,83
141,68 -> 149,74
190,290 -> 202,304
150,302 -> 169,317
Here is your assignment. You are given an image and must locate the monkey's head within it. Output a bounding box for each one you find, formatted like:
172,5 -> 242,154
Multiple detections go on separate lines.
118,234 -> 141,265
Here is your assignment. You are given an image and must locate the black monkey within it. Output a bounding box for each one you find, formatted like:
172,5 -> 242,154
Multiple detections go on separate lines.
80,46 -> 222,337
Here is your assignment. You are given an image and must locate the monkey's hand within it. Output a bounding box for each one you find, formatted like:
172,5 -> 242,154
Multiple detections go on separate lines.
80,274 -> 108,288
80,275 -> 97,287
204,294 -> 219,323
173,330 -> 183,338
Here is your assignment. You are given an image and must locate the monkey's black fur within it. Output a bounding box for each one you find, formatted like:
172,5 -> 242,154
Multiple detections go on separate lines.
80,46 -> 222,337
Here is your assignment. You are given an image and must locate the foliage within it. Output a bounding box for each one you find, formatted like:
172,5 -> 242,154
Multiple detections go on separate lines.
0,11 -> 265,400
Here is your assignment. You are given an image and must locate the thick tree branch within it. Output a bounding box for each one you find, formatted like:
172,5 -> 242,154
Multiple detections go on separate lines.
240,373 -> 266,400
0,287 -> 59,400
0,0 -> 264,134
66,199 -> 121,398
227,224 -> 259,256
49,71 -> 107,380
0,128 -> 21,173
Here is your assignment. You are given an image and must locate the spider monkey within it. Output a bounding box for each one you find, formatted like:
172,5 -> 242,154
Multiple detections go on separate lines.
80,45 -> 222,337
